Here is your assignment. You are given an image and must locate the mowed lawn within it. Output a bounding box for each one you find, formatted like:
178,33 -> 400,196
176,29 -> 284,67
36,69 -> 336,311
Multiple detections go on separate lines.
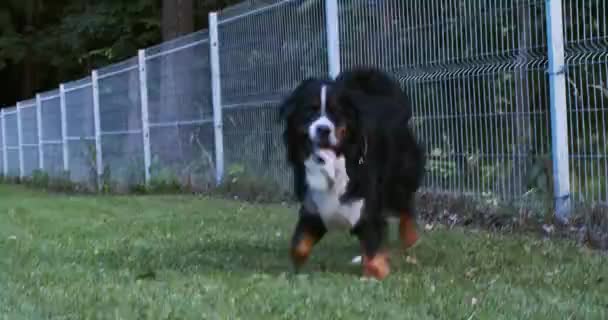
0,185 -> 607,319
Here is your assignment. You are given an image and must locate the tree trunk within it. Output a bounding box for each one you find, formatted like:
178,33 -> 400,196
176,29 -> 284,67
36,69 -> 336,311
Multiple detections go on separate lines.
20,0 -> 39,100
159,0 -> 195,175
160,0 -> 195,123
162,0 -> 195,41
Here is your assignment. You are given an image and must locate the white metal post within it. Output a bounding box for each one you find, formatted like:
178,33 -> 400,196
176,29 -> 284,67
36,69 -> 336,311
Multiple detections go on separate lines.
16,102 -> 24,179
209,12 -> 225,186
36,94 -> 44,170
138,50 -> 152,185
1,109 -> 7,176
59,84 -> 70,173
92,70 -> 104,190
325,0 -> 341,78
546,0 -> 571,222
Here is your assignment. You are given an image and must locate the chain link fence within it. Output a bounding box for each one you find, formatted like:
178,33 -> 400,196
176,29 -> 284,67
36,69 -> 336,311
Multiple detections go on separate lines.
1,0 -> 607,218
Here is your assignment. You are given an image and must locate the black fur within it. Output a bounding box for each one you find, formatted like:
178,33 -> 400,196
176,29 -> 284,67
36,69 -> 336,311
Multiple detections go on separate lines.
334,68 -> 424,208
279,66 -> 426,269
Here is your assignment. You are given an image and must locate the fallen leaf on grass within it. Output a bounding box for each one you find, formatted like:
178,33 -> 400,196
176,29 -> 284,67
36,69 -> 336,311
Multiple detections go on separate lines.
405,255 -> 418,265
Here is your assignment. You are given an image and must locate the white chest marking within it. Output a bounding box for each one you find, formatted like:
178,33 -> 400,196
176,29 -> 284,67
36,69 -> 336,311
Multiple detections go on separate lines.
304,152 -> 363,231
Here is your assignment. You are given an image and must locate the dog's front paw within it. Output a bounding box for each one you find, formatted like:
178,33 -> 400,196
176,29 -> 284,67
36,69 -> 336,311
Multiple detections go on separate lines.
362,252 -> 390,280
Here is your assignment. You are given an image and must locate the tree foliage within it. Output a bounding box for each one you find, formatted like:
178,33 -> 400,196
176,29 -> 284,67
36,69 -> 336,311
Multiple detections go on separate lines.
0,0 -> 241,106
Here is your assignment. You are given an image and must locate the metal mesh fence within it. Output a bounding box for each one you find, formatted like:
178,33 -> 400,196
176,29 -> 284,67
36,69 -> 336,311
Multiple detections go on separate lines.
563,0 -> 608,204
40,90 -> 64,176
4,107 -> 19,177
19,100 -> 40,176
0,110 -> 3,175
218,0 -> 328,192
64,77 -> 96,186
97,57 -> 144,189
0,0 -> 606,214
339,0 -> 551,206
145,30 -> 216,189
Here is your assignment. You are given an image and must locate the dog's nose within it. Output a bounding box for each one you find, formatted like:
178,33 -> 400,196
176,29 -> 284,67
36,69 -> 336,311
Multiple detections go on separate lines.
316,125 -> 331,137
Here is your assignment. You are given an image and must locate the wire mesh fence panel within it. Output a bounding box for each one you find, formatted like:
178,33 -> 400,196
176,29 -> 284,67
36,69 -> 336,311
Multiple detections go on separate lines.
149,122 -> 216,189
40,90 -> 64,176
97,57 -> 144,189
41,144 -> 63,177
65,78 -> 96,187
4,107 -> 19,177
4,109 -> 18,150
145,30 -> 216,189
19,100 -> 39,177
0,113 -> 3,175
338,0 -> 551,206
22,145 -> 39,177
218,0 -> 328,193
563,0 -> 608,205
6,149 -> 19,177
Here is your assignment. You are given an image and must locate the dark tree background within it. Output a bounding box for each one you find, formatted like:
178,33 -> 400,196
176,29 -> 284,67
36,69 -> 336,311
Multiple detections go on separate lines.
0,0 -> 241,108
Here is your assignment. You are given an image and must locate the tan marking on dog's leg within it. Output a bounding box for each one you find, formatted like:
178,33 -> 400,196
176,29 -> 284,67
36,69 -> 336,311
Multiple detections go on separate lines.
399,211 -> 419,249
291,231 -> 319,268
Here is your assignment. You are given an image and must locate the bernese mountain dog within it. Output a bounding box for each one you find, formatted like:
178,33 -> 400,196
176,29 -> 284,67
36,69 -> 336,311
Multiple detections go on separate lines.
278,66 -> 426,280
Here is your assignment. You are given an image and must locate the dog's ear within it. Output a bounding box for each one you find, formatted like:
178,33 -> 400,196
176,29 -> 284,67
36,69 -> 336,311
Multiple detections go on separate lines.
337,89 -> 362,129
278,78 -> 318,122
336,89 -> 365,159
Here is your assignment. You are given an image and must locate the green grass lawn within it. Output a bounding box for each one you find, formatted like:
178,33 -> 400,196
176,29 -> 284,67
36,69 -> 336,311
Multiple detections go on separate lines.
0,185 -> 607,319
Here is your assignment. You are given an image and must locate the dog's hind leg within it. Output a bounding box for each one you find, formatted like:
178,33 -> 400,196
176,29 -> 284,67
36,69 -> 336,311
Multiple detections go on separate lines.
290,208 -> 327,271
390,193 -> 420,250
399,209 -> 419,249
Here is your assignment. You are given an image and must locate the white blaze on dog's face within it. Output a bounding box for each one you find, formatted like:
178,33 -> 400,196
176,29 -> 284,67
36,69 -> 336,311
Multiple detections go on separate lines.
279,78 -> 358,167
308,85 -> 339,148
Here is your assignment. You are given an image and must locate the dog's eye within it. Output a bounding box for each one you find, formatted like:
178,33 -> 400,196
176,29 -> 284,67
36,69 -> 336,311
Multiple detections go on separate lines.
306,112 -> 319,122
315,155 -> 325,164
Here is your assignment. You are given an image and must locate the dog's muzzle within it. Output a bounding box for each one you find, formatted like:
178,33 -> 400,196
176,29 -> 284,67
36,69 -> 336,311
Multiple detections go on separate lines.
314,125 -> 332,148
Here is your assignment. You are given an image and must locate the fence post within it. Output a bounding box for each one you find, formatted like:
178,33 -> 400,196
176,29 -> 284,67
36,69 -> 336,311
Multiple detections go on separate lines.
138,50 -> 152,185
1,109 -> 7,176
16,102 -> 24,179
209,12 -> 224,186
91,70 -> 104,191
325,0 -> 341,78
36,94 -> 44,171
59,84 -> 70,173
546,0 -> 571,222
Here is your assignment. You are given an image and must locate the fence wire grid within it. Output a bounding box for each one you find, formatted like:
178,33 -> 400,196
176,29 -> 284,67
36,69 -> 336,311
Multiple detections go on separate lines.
1,0 -> 607,215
